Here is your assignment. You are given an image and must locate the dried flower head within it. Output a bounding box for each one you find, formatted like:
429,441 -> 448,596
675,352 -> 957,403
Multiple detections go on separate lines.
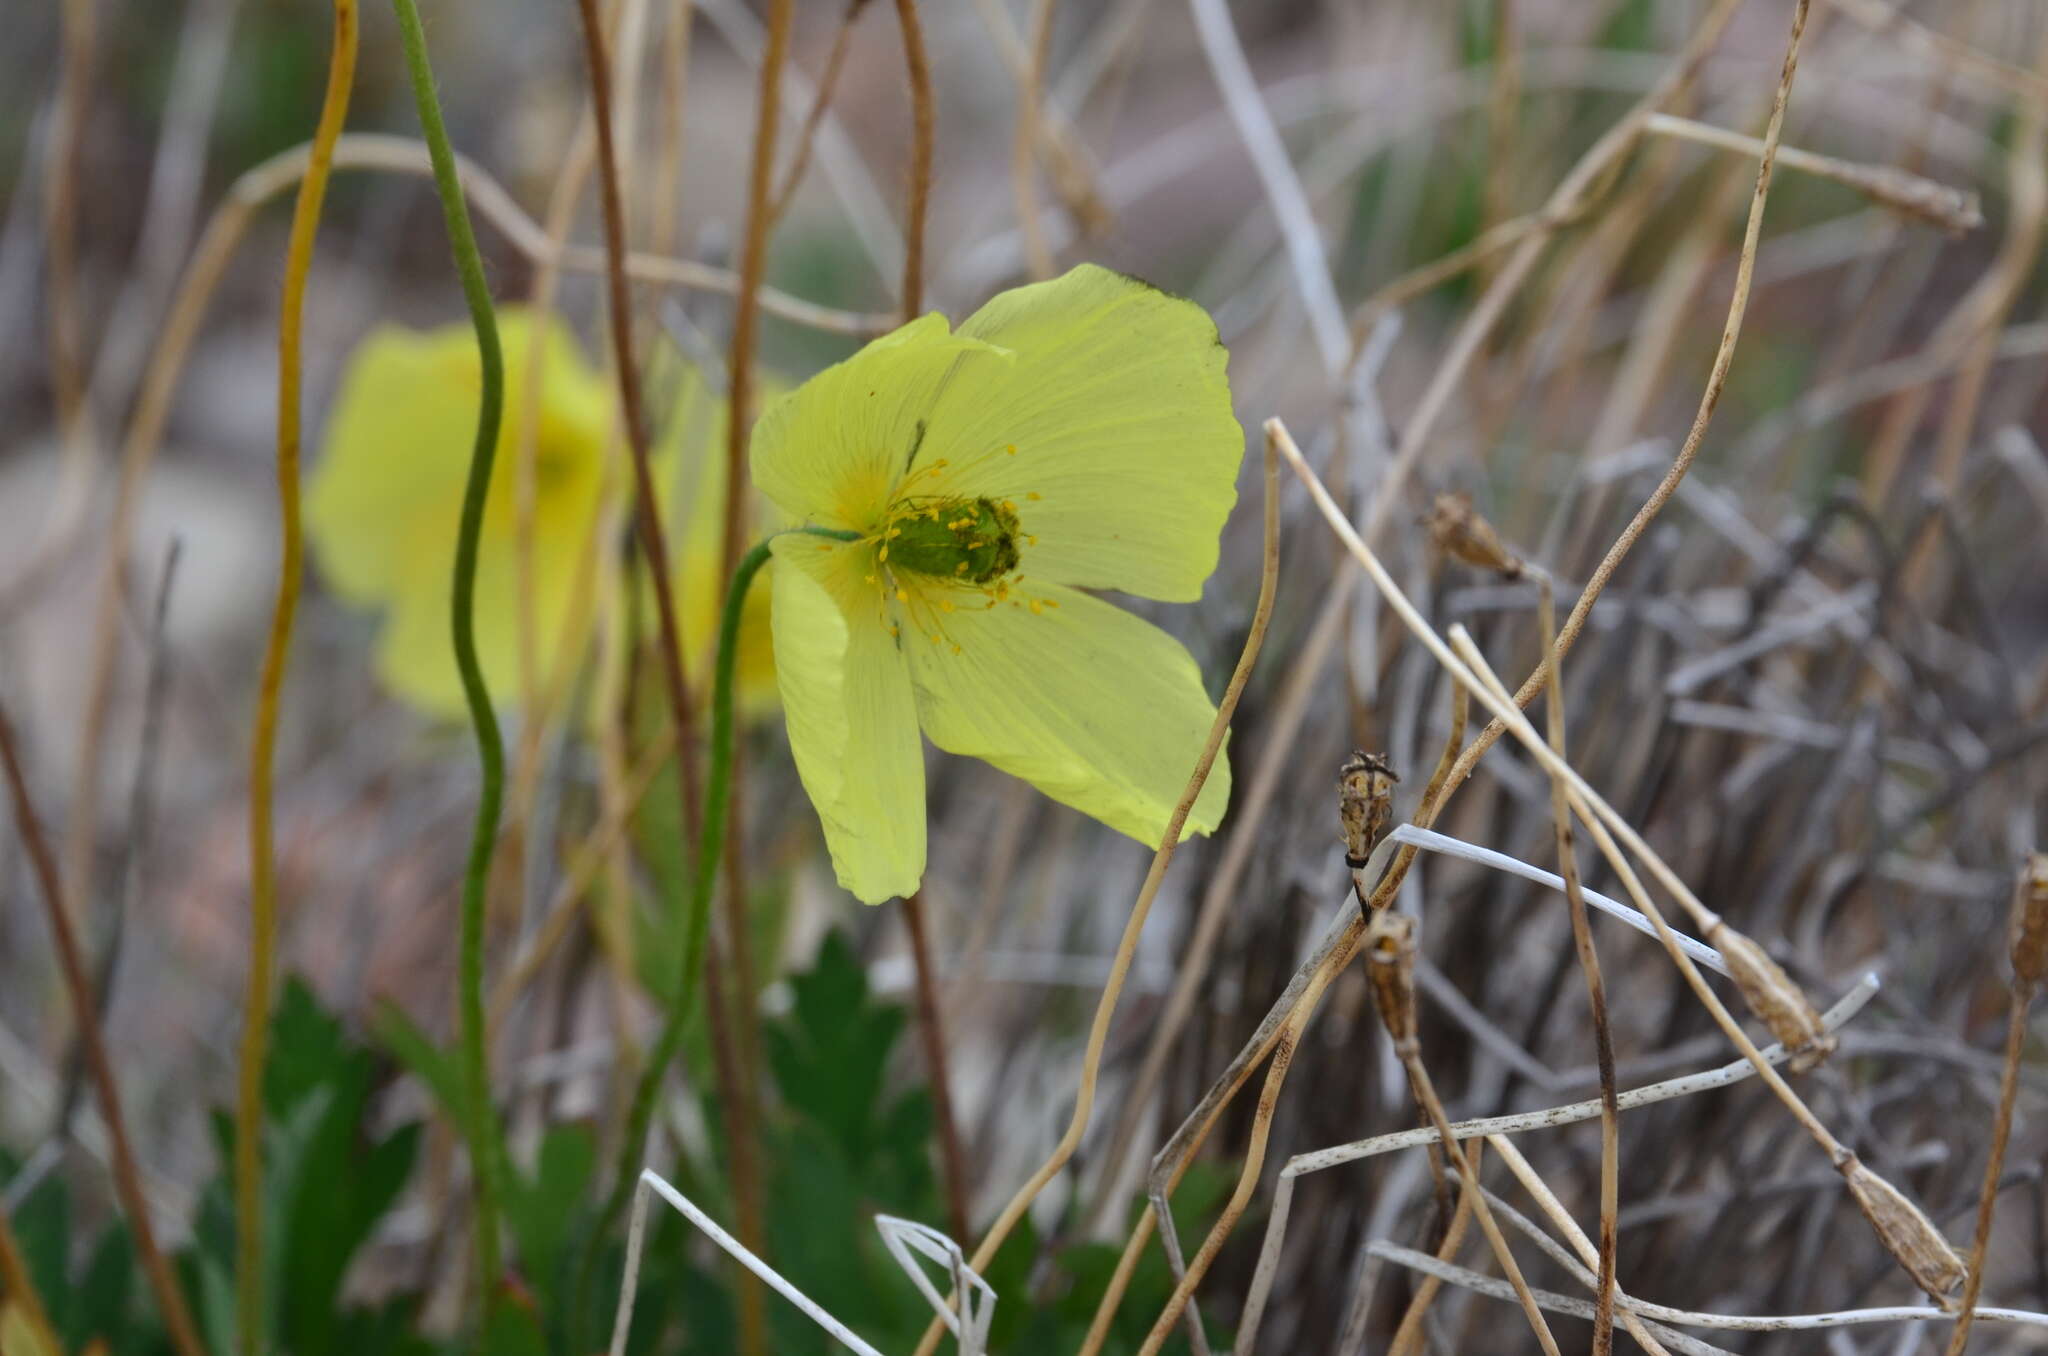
1338,751 -> 1399,869
1422,490 -> 1522,579
1363,911 -> 1420,1055
2008,853 -> 2048,990
1710,923 -> 1836,1074
1841,1156 -> 1965,1304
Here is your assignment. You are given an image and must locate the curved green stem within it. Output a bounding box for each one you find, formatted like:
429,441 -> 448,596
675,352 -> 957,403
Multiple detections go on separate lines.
390,0 -> 509,1323
578,525 -> 856,1331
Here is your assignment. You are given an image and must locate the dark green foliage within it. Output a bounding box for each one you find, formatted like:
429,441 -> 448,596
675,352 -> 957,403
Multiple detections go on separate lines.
191,978 -> 432,1356
3,943 -> 1240,1354
1,979 -> 438,1356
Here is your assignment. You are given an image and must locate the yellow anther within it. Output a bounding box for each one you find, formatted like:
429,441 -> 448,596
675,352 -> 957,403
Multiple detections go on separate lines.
1026,492 -> 1042,501
1026,535 -> 1038,546
817,542 -> 834,551
954,561 -> 968,575
895,588 -> 909,602
1001,499 -> 1017,513
1028,598 -> 1045,616
887,526 -> 903,538
951,644 -> 963,655
1005,444 -> 1017,455
939,599 -> 955,612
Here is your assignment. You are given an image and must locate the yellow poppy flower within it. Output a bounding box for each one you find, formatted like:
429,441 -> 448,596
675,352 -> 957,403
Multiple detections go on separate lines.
752,264 -> 1242,903
308,310 -> 773,720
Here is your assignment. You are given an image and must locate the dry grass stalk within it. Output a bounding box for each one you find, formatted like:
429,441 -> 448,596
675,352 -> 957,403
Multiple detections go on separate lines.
1449,627 -> 1964,1303
1530,569 -> 1621,1355
769,0 -> 871,224
1862,22 -> 2048,509
1385,1138 -> 1483,1356
1946,854 -> 2048,1353
1084,672 -> 1475,1350
1428,0 -> 1813,792
575,0 -> 771,1342
1486,1136 -> 1677,1356
1276,417 -> 1969,1305
910,433 -> 1281,1356
1235,975 -> 1883,1353
1087,0 -> 1759,1246
1831,0 -> 2048,103
1135,926 -> 1350,1356
1642,112 -> 1982,234
0,699 -> 206,1356
1357,912 -> 1562,1356
902,889 -> 972,1250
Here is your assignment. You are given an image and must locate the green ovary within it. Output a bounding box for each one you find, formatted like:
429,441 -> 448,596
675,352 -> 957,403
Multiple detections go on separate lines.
882,495 -> 1022,584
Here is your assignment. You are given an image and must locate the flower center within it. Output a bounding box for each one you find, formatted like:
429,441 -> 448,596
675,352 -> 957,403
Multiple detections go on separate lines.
879,494 -> 1022,584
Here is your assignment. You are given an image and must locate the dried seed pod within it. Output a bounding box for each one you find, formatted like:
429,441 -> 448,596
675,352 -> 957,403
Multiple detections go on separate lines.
1363,911 -> 1419,1056
2008,853 -> 2048,991
1422,491 -> 1523,579
1842,1156 -> 1966,1304
1338,752 -> 1399,868
1709,922 -> 1836,1073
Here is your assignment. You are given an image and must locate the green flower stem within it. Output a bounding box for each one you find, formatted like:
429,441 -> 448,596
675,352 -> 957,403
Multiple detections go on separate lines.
390,0 -> 509,1322
581,525 -> 857,1328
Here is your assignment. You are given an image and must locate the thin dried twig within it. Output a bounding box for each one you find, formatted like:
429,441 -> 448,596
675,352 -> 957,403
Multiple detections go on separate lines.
1279,420 -> 1967,1304
1428,0 -> 1813,791
1643,112 -> 1981,234
1531,566 -> 1621,1354
241,1 -> 356,1344
1368,1242 -> 2048,1335
904,890 -> 973,1249
1947,856 -> 2048,1355
910,427 -> 1282,1356
0,696 -> 205,1356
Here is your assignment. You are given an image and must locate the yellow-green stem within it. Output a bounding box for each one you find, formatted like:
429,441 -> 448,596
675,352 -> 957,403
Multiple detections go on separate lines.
240,5 -> 355,1352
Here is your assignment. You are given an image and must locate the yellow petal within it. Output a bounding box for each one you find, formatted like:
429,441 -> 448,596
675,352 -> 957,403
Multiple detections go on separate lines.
769,536 -> 925,902
914,264 -> 1244,603
749,314 -> 1008,533
371,504 -> 602,721
308,323 -> 483,604
656,359 -> 784,715
310,308 -> 613,718
903,580 -> 1228,843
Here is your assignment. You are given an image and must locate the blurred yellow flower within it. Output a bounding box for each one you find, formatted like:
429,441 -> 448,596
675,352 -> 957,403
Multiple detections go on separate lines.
308,309 -> 773,720
752,265 -> 1243,903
